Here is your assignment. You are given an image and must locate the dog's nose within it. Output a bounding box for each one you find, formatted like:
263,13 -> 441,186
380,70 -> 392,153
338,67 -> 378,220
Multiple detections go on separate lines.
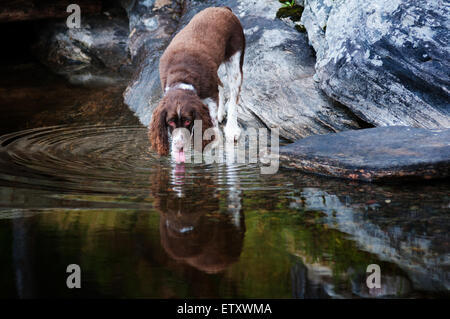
175,139 -> 184,148
174,139 -> 185,151
172,128 -> 189,150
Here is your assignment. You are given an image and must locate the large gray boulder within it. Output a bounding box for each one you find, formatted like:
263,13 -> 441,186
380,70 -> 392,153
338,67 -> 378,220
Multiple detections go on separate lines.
301,0 -> 450,128
123,0 -> 362,140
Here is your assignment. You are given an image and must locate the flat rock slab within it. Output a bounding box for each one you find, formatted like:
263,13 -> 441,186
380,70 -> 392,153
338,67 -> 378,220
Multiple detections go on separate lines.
279,126 -> 450,182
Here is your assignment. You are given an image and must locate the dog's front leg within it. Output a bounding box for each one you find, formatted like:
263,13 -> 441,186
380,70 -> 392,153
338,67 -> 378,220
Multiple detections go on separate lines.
224,102 -> 240,142
218,84 -> 226,124
224,51 -> 243,142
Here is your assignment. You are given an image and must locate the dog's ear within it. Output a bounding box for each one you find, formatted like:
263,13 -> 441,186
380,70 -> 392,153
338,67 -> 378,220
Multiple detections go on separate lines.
149,101 -> 169,156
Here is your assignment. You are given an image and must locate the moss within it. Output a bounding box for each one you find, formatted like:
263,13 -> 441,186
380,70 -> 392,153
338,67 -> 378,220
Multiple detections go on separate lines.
276,1 -> 304,23
277,1 -> 306,33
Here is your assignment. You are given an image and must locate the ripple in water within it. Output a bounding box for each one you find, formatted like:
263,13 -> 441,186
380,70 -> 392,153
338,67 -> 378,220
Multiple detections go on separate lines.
0,125 -> 282,196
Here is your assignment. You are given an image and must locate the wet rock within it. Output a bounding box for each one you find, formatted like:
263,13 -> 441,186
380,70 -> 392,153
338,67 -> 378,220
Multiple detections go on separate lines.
301,0 -> 450,128
124,0 -> 362,139
34,7 -> 132,85
122,0 -> 182,125
121,0 -> 182,59
280,126 -> 450,182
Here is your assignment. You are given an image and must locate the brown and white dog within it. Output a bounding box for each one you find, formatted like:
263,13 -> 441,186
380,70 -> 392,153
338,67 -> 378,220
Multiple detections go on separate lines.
149,7 -> 245,161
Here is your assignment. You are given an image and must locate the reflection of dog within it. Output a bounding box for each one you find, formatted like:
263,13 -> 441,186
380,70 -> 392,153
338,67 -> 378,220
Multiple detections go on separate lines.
150,164 -> 245,274
149,7 -> 246,160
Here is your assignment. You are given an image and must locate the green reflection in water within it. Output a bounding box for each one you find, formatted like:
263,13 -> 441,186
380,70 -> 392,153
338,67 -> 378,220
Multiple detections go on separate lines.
0,198 -> 414,298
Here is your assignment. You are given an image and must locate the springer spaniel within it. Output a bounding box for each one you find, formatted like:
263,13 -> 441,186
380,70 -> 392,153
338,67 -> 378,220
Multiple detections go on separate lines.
149,7 -> 245,162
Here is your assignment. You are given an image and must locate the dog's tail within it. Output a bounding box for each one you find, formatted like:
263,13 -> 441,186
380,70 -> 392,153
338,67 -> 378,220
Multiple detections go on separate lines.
223,6 -> 232,12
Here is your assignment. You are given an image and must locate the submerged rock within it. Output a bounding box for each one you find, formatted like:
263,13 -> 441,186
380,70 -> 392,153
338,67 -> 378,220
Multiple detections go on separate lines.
280,126 -> 450,182
123,0 -> 362,140
301,0 -> 450,128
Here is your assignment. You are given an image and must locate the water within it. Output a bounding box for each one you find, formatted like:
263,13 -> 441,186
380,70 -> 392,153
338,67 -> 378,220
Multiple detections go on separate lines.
0,64 -> 449,298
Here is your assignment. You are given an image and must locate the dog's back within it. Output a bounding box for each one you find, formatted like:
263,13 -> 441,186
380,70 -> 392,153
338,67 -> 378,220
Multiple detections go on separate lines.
159,7 -> 245,99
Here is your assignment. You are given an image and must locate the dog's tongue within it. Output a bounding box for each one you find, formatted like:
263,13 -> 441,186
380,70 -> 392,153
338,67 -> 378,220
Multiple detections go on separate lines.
175,149 -> 185,163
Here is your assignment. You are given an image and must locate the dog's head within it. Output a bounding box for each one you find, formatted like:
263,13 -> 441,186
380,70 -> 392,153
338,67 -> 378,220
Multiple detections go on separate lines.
149,89 -> 213,158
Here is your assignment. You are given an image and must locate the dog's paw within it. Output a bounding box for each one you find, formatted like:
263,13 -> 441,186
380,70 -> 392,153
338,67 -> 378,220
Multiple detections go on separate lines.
224,121 -> 241,142
218,112 -> 225,124
218,105 -> 226,124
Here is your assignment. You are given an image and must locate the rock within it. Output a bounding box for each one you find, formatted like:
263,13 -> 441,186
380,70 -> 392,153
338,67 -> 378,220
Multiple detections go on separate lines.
123,0 -> 362,140
234,0 -> 363,139
121,0 -> 182,59
122,0 -> 182,125
279,126 -> 450,182
301,0 -> 450,128
34,6 -> 133,85
300,0 -> 333,52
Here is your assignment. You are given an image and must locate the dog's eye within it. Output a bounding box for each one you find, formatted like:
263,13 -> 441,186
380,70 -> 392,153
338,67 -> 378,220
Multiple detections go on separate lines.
168,120 -> 176,127
184,120 -> 191,126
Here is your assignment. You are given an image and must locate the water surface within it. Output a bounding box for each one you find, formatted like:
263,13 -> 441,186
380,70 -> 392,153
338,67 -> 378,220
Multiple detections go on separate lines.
0,64 -> 448,298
